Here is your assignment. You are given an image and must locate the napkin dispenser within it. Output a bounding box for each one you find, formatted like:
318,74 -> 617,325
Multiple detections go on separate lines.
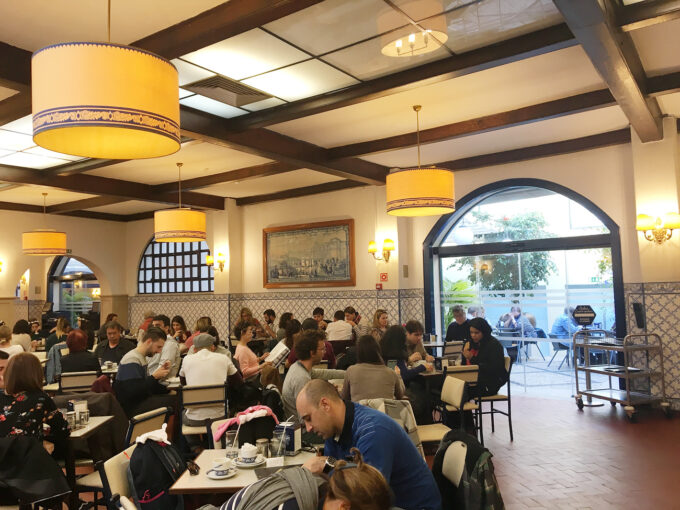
274,422 -> 302,455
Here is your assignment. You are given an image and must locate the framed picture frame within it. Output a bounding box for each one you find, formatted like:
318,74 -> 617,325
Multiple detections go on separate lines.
263,219 -> 355,288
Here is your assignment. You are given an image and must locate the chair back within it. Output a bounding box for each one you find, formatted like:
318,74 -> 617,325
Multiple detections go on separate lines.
59,370 -> 99,393
60,347 -> 70,357
178,383 -> 227,421
504,356 -> 511,373
100,444 -> 137,504
440,376 -> 467,408
312,360 -> 329,370
497,327 -> 519,337
442,441 -> 468,488
117,495 -> 137,510
125,407 -> 171,446
208,418 -> 230,449
443,341 -> 464,359
445,365 -> 479,383
359,398 -> 425,459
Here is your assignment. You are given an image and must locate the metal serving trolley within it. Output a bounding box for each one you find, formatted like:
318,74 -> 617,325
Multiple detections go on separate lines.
573,330 -> 670,421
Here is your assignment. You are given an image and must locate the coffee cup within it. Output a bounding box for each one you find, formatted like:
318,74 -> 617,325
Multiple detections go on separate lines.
240,443 -> 258,463
212,457 -> 232,471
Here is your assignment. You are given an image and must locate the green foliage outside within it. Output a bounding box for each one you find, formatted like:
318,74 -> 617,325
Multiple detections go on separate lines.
441,278 -> 479,330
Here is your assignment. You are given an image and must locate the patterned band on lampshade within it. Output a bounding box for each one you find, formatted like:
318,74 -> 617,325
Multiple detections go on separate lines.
386,167 -> 455,216
32,42 -> 180,159
154,209 -> 207,243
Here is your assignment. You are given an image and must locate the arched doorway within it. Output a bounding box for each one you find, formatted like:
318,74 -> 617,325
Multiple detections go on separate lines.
47,256 -> 101,326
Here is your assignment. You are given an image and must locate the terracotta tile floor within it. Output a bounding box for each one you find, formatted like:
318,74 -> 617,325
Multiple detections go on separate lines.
478,395 -> 679,510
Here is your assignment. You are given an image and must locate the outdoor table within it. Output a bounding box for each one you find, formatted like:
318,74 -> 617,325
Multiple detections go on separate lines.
170,448 -> 316,496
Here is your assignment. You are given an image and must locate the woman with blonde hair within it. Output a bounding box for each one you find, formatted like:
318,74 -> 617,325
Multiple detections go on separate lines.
0,325 -> 23,357
46,317 -> 69,352
369,309 -> 389,343
324,448 -> 393,510
184,316 -> 212,351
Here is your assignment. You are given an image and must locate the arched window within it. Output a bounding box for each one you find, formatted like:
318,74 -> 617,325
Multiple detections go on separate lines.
137,239 -> 214,294
424,180 -> 625,339
47,257 -> 100,325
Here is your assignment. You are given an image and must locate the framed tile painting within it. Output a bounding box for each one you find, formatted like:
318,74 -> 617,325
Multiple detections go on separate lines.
263,219 -> 355,288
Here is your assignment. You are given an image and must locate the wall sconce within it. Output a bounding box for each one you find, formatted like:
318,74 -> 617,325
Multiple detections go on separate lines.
0,261 -> 3,273
206,253 -> 226,272
636,213 -> 680,244
91,288 -> 101,298
368,239 -> 395,262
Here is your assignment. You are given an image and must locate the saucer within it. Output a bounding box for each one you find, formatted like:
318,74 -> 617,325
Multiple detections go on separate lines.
234,455 -> 266,468
206,468 -> 237,480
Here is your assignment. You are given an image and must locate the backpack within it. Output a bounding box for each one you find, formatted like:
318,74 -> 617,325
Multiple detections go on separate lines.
129,440 -> 184,510
433,429 -> 504,510
261,384 -> 285,421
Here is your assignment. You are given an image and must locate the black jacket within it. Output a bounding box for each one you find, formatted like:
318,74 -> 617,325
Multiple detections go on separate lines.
468,335 -> 508,396
445,320 -> 471,342
61,351 -> 102,374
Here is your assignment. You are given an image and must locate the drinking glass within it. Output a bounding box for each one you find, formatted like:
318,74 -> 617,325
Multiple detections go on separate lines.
225,431 -> 238,459
270,430 -> 286,458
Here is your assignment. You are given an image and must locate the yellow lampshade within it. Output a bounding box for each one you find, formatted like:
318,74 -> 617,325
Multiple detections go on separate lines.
22,230 -> 67,255
662,212 -> 680,229
216,253 -> 226,264
382,238 -> 395,252
32,42 -> 180,159
368,241 -> 378,254
154,209 -> 206,243
635,214 -> 657,231
206,255 -> 214,266
386,167 -> 455,216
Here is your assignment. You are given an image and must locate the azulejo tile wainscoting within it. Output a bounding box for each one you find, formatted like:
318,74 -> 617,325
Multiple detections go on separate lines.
624,282 -> 680,410
129,288 -> 425,342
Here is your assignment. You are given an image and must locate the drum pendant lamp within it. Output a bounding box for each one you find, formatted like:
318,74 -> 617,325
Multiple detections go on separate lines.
154,163 -> 207,243
22,193 -> 67,256
31,0 -> 180,159
386,105 -> 454,217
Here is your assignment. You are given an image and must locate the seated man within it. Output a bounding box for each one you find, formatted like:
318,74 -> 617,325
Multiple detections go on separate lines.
297,379 -> 441,510
503,306 -> 537,338
114,327 -> 175,418
344,306 -> 368,342
147,314 -> 181,380
404,320 -> 434,365
282,330 -> 344,424
325,310 -> 353,341
286,319 -> 337,368
312,307 -> 329,331
94,321 -> 135,364
445,304 -> 470,342
551,306 -> 579,339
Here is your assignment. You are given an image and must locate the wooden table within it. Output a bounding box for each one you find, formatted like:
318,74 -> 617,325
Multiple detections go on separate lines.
65,415 -> 114,509
170,448 -> 316,495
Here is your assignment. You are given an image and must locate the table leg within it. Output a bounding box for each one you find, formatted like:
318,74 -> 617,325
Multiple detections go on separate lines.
64,441 -> 78,510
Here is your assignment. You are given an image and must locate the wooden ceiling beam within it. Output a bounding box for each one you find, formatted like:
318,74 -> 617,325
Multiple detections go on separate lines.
0,200 -> 129,221
554,0 -> 663,142
0,164 -> 225,210
327,89 -> 617,159
0,93 -> 31,126
226,24 -> 577,131
47,196 -> 123,214
0,42 -> 31,90
180,106 -> 389,185
235,180 -> 365,206
619,0 -> 680,31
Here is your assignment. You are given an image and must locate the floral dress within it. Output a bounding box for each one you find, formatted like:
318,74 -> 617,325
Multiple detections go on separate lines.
0,390 -> 70,442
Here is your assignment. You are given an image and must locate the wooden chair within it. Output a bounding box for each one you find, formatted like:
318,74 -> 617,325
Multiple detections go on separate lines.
480,356 -> 514,441
177,383 -> 228,444
445,365 -> 483,446
418,374 -> 478,445
124,407 -> 172,446
443,341 -> 464,362
207,417 -> 230,449
74,444 -> 137,510
59,370 -> 99,393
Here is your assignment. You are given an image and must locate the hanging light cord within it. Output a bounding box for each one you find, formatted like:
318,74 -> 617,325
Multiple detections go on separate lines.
42,192 -> 47,220
107,0 -> 111,43
413,105 -> 422,169
177,162 -> 183,209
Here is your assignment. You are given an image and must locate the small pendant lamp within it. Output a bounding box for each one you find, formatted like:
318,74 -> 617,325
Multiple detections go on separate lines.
154,163 -> 207,243
31,0 -> 180,159
386,105 -> 454,216
22,193 -> 68,256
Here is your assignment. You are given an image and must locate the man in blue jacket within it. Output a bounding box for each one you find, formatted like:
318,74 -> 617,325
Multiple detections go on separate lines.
297,379 -> 441,510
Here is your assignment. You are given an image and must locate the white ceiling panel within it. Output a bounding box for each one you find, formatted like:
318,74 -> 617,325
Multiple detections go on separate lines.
86,200 -> 168,215
270,45 -> 603,148
361,105 -> 629,167
182,29 -> 309,81
1,115 -> 32,135
241,97 -> 287,112
0,0 -> 227,51
172,59 -> 216,87
630,17 -> 680,77
0,129 -> 34,151
658,92 -> 680,116
0,185 -> 96,205
86,141 -> 273,185
264,0 -> 406,56
179,95 -> 248,119
242,60 -> 359,102
199,169 -> 344,198
0,85 -> 18,102
0,151 -> 68,169
24,145 -> 84,162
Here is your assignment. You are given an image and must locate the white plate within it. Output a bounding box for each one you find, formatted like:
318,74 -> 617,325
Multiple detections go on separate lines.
206,468 -> 237,480
234,455 -> 266,468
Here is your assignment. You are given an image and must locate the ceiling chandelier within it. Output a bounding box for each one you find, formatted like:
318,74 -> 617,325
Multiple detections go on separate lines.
386,105 -> 454,216
154,163 -> 207,243
31,0 -> 180,159
22,193 -> 68,256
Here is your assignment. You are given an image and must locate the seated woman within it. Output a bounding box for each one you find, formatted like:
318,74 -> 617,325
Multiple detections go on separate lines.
0,353 -> 70,455
61,329 -> 102,374
0,325 -> 23,357
45,317 -> 70,353
234,307 -> 264,337
11,320 -> 36,353
342,335 -> 405,402
463,318 -> 508,398
369,309 -> 389,344
276,312 -> 293,342
184,316 -> 212,351
233,322 -> 271,379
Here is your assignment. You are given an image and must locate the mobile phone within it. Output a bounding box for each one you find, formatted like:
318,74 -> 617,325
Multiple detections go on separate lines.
387,360 -> 398,370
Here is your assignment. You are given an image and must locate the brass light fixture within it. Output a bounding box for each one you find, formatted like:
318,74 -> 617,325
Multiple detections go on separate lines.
636,213 -> 680,244
386,105 -> 455,216
31,0 -> 180,159
22,193 -> 68,256
154,163 -> 207,243
368,239 -> 395,262
206,253 -> 226,272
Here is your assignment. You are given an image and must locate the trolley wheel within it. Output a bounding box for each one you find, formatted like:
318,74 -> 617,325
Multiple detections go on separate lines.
661,402 -> 672,419
576,397 -> 584,410
610,401 -> 617,407
624,406 -> 636,422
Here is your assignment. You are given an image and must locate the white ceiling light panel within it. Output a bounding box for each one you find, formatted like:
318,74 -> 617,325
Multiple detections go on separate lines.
171,58 -> 216,86
0,115 -> 33,135
0,129 -> 35,151
180,95 -> 248,119
0,151 -> 69,169
241,97 -> 287,112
